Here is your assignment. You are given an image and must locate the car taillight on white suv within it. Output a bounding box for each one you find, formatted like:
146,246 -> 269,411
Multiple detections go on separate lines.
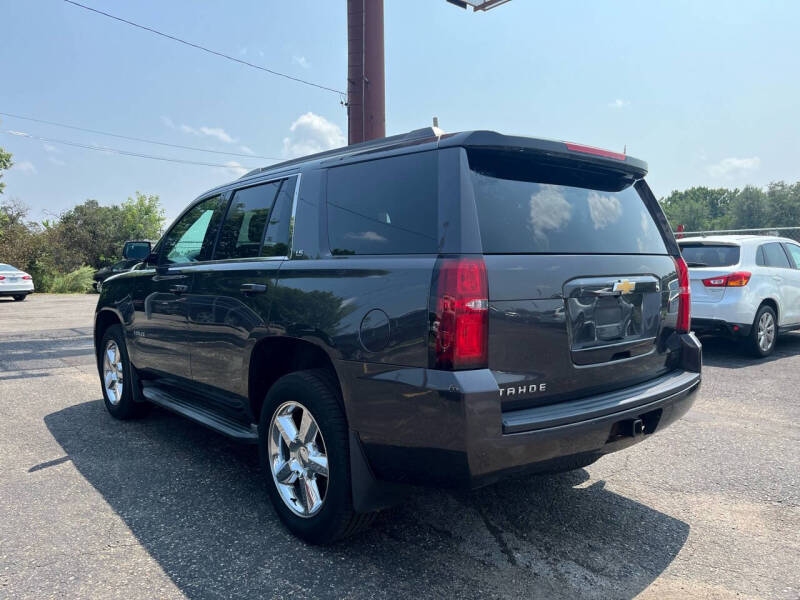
674,256 -> 691,333
432,256 -> 489,370
701,271 -> 751,287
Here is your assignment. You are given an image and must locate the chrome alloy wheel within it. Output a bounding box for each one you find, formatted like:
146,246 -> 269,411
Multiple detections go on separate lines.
268,401 -> 329,517
102,339 -> 124,405
757,311 -> 776,352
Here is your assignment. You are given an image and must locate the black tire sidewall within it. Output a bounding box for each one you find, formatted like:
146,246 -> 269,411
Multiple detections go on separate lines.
750,305 -> 777,357
258,370 -> 352,544
13,295 -> 26,301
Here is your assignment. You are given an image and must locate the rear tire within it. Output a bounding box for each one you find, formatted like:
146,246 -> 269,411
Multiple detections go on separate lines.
99,324 -> 150,419
12,294 -> 27,301
748,305 -> 777,357
258,369 -> 376,544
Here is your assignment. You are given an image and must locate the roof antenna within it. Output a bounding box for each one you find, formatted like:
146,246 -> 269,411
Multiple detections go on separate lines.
623,144 -> 627,155
432,116 -> 444,136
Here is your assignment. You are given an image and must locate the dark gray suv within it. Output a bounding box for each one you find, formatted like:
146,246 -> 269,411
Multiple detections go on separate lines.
94,128 -> 701,544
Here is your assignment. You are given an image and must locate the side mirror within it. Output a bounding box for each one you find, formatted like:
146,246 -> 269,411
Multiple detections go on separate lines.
122,240 -> 152,260
145,252 -> 160,266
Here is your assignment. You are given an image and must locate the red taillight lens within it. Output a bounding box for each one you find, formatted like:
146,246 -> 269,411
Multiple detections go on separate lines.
0,276 -> 5,280
22,275 -> 32,280
674,256 -> 691,333
701,271 -> 751,287
433,257 -> 489,370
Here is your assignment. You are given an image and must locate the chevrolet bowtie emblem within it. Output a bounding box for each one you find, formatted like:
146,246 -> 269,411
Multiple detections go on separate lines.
613,279 -> 636,294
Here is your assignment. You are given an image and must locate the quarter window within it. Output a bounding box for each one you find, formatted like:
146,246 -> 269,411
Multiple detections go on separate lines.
327,152 -> 438,255
762,242 -> 791,268
160,195 -> 225,265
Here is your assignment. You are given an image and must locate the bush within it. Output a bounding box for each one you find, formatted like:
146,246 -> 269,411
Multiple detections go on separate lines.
37,266 -> 96,294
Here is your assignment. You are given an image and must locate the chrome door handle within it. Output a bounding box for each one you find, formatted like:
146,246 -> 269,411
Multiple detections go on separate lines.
240,283 -> 267,294
169,284 -> 188,294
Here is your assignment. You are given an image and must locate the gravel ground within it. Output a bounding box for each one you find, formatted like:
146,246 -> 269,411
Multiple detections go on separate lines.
1,293 -> 798,599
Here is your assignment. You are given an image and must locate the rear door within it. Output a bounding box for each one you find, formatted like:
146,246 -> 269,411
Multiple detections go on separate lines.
465,148 -> 682,411
187,175 -> 298,419
762,242 -> 795,325
780,242 -> 800,324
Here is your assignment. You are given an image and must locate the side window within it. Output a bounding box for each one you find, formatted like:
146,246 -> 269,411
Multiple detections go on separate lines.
783,243 -> 800,268
262,176 -> 297,257
762,242 -> 791,268
756,245 -> 766,266
326,152 -> 438,255
215,182 -> 282,260
160,195 -> 225,265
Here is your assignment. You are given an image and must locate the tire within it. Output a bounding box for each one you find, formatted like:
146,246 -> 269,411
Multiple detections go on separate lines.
12,294 -> 27,302
259,369 -> 375,544
748,304 -> 778,357
99,324 -> 149,419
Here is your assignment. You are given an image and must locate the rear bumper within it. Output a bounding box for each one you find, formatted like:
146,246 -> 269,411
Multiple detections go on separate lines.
341,333 -> 702,490
0,283 -> 34,295
691,317 -> 751,337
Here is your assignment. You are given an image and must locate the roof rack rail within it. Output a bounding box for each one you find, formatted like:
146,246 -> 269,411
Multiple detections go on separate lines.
239,127 -> 440,179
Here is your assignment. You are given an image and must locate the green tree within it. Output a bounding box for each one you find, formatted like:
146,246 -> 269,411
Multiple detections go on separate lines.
0,146 -> 12,196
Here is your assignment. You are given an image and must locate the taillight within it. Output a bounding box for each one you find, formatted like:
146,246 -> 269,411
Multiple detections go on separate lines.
22,275 -> 32,280
673,256 -> 691,333
432,257 -> 489,370
702,271 -> 751,287
0,276 -> 4,280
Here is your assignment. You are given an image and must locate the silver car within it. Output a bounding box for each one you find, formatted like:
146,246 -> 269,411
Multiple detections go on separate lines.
678,235 -> 800,356
0,263 -> 35,301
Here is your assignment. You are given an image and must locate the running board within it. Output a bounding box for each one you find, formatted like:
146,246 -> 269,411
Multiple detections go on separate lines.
142,385 -> 258,443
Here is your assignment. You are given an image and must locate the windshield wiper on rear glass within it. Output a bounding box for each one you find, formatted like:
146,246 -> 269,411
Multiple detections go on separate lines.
685,261 -> 708,267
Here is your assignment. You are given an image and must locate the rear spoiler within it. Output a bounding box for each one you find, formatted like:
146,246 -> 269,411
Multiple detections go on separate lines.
439,131 -> 648,179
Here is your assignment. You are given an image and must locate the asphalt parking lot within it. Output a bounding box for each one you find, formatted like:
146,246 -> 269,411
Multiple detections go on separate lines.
1,294 -> 798,599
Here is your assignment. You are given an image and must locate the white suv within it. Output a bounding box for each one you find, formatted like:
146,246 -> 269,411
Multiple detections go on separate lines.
678,235 -> 800,357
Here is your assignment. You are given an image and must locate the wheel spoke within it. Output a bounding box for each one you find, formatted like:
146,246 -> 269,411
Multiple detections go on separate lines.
275,414 -> 299,446
298,410 -> 318,445
274,459 -> 297,484
106,347 -> 116,366
299,476 -> 322,514
306,454 -> 328,478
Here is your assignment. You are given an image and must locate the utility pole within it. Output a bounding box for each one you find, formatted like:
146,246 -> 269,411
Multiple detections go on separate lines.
347,0 -> 385,144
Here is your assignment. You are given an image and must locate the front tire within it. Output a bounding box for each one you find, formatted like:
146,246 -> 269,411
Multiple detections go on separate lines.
99,324 -> 149,419
749,305 -> 777,357
259,369 -> 375,544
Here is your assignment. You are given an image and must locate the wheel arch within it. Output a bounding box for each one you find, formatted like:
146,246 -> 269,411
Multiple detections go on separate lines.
94,308 -> 124,361
759,297 -> 779,324
248,336 -> 344,424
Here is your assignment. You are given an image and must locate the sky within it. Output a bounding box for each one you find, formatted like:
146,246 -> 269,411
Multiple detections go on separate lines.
2,0 -> 799,223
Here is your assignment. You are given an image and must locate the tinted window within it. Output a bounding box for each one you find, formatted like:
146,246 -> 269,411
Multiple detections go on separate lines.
215,182 -> 282,260
470,155 -> 667,255
762,242 -> 791,268
160,195 -> 225,265
262,177 -> 297,257
783,243 -> 800,268
679,244 -> 740,267
0,264 -> 17,271
756,246 -> 766,266
327,152 -> 438,255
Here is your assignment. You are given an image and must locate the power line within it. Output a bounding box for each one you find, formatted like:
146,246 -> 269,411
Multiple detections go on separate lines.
0,111 -> 282,161
62,0 -> 346,96
2,129 -> 270,170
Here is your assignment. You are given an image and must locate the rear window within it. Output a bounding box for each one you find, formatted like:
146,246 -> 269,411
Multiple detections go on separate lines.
327,152 -> 438,255
679,244 -> 740,267
469,153 -> 667,255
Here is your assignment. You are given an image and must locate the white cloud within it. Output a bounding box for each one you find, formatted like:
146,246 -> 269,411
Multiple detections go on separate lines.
161,115 -> 176,129
608,99 -> 629,109
13,160 -> 37,174
587,192 -> 622,229
43,143 -> 60,153
180,124 -> 198,135
282,112 -> 346,158
48,156 -> 66,167
175,123 -> 236,144
707,156 -> 761,178
239,145 -> 255,155
292,55 -> 311,69
225,161 -> 249,177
